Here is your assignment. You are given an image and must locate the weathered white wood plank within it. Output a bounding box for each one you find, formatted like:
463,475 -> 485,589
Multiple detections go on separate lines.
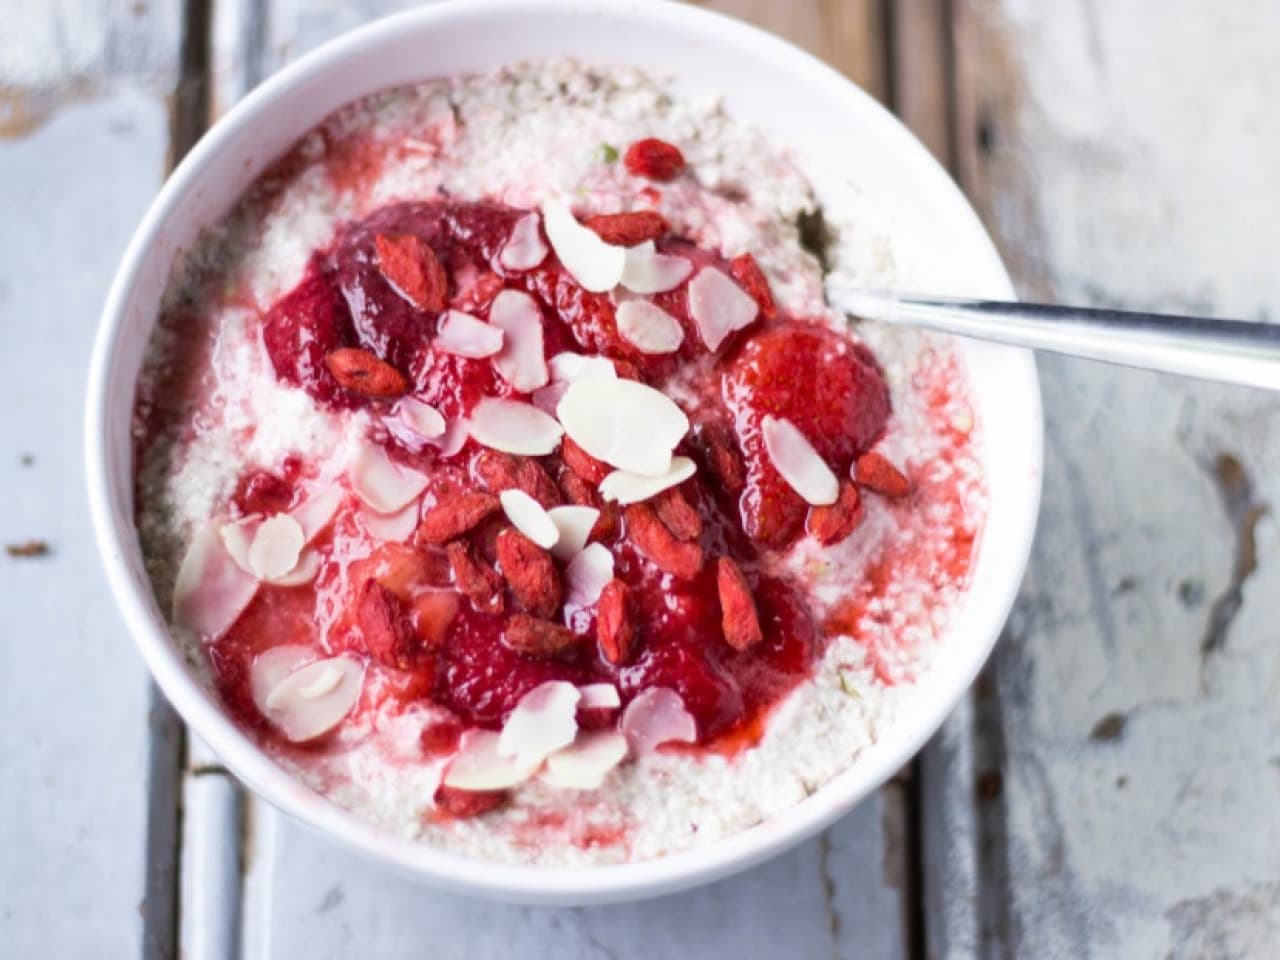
243,794 -> 906,960
933,1 -> 1280,955
0,3 -> 182,956
195,2 -> 915,955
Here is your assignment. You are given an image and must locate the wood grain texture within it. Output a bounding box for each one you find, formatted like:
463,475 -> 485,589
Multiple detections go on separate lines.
941,1 -> 1280,955
0,3 -> 182,957
692,0 -> 889,102
242,793 -> 906,960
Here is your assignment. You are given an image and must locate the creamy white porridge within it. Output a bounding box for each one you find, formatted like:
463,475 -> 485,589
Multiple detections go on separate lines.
134,62 -> 984,864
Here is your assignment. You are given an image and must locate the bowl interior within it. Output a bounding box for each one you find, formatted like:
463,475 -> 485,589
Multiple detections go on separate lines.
87,0 -> 1041,904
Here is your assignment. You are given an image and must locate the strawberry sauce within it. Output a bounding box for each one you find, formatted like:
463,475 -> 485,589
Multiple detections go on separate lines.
199,198 -> 914,750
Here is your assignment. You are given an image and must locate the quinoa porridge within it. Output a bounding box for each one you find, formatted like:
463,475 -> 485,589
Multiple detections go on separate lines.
133,61 -> 985,864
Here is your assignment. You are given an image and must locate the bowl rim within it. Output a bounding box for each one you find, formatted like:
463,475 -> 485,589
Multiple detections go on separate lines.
85,0 -> 1042,904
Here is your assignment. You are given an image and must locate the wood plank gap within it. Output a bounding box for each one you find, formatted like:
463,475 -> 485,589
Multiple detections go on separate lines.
142,690 -> 185,960
170,0 -> 212,163
970,663 -> 1014,958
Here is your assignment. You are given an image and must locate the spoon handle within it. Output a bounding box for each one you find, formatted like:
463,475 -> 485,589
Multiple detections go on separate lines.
825,284 -> 1280,391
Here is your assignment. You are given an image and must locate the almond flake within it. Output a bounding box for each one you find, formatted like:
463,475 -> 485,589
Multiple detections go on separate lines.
266,549 -> 322,587
277,661 -> 342,704
547,352 -> 617,384
467,397 -> 563,455
396,396 -> 446,439
443,730 -> 541,791
531,381 -> 570,416
436,309 -> 504,358
249,645 -> 314,711
425,418 -> 469,457
687,266 -> 758,351
348,441 -> 429,514
577,682 -> 621,710
497,680 -> 581,765
499,212 -> 549,271
761,415 -> 839,506
218,516 -> 260,574
547,505 -> 600,561
598,456 -> 696,505
489,289 -> 549,392
254,655 -> 364,743
541,730 -> 629,790
621,687 -> 698,753
290,485 -> 344,542
541,199 -> 626,292
556,379 -> 688,477
564,543 -> 614,609
172,520 -> 260,639
247,514 -> 305,580
498,489 -> 560,549
359,499 -> 420,543
620,241 -> 693,294
615,299 -> 685,354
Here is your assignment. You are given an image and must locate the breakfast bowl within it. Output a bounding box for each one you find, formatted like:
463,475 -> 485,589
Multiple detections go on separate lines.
85,0 -> 1042,904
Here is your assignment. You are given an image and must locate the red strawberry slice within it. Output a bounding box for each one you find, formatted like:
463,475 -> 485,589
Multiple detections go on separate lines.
722,323 -> 890,547
262,271 -> 356,408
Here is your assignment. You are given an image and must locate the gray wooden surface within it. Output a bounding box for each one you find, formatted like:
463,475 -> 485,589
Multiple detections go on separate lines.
0,3 -> 183,957
2,1 -> 1277,957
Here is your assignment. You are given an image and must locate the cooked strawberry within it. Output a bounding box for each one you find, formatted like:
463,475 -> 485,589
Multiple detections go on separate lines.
262,272 -> 356,407
723,323 -> 890,546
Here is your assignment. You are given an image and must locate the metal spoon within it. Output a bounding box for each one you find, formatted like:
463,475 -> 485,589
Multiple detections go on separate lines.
825,283 -> 1280,392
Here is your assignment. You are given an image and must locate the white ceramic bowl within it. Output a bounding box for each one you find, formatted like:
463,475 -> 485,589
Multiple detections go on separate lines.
86,0 -> 1042,904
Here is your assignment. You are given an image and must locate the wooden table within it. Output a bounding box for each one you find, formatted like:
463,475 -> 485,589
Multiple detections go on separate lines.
4,2 -> 1277,956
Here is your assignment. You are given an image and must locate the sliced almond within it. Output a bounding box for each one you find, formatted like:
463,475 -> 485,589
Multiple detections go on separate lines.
547,505 -> 600,561
499,212 -> 548,271
348,441 -> 429,514
268,660 -> 342,707
531,381 -> 570,416
598,456 -> 696,505
359,499 -> 421,543
761,415 -> 839,506
621,687 -> 698,754
290,484 -> 344,543
556,379 -> 688,477
620,241 -> 693,295
541,199 -> 626,293
541,730 -> 629,790
255,654 -> 364,743
172,520 -> 260,639
497,680 -> 581,765
564,543 -> 614,609
687,266 -> 758,351
218,516 -> 260,575
489,289 -> 549,392
396,397 -> 447,439
247,514 -> 305,580
443,730 -> 541,791
436,309 -> 504,358
249,645 -> 315,713
577,682 -> 621,710
425,418 -> 469,458
265,548 -> 322,587
499,489 -> 560,550
615,299 -> 684,354
467,397 -> 563,456
547,352 -> 617,384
